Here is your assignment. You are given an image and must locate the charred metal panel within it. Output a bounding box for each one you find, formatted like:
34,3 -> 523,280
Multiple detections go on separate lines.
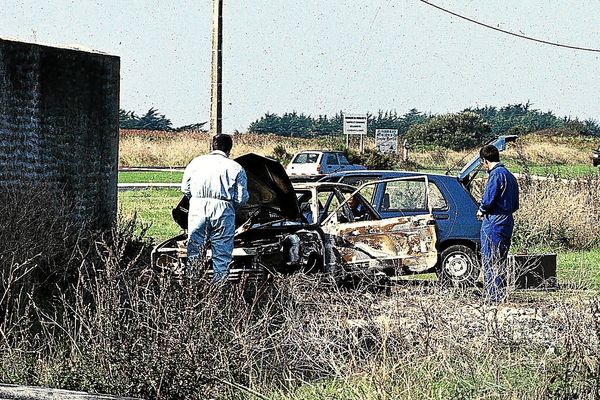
0,38 -> 120,228
322,215 -> 437,272
152,227 -> 326,281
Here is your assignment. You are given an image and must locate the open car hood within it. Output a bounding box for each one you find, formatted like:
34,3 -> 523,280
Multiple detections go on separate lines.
457,135 -> 518,183
172,153 -> 301,230
235,153 -> 301,223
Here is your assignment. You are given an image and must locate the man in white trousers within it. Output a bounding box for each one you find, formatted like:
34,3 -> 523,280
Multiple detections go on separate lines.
181,134 -> 249,282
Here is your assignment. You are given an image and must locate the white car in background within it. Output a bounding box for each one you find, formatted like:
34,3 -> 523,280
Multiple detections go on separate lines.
286,150 -> 366,180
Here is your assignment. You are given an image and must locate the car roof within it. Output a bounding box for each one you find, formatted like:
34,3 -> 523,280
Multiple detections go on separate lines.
293,181 -> 359,191
326,170 -> 459,181
292,150 -> 344,154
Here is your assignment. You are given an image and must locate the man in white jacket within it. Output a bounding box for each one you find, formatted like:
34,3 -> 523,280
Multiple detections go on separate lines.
181,135 -> 249,282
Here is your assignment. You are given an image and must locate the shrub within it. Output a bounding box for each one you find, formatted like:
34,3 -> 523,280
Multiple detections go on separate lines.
0,182 -> 78,268
406,111 -> 492,151
343,147 -> 418,171
352,148 -> 396,170
271,144 -> 292,166
0,182 -> 83,339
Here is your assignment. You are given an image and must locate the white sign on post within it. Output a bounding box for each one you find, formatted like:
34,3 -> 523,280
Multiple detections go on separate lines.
375,129 -> 399,154
343,114 -> 368,135
343,114 -> 368,152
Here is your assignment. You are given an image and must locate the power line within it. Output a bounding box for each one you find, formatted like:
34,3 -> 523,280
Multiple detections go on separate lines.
362,1 -> 386,57
419,0 -> 600,53
340,1 -> 390,104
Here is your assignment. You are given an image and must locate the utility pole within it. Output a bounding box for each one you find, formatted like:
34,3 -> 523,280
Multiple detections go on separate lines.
210,0 -> 223,136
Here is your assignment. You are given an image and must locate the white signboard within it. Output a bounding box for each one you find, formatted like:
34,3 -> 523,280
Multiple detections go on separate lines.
343,114 -> 368,136
375,129 -> 399,154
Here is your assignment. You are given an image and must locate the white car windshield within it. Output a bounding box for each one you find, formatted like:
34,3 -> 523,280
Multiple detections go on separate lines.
292,152 -> 319,164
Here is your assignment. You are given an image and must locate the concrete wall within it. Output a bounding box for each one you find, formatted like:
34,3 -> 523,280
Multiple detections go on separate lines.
0,38 -> 120,228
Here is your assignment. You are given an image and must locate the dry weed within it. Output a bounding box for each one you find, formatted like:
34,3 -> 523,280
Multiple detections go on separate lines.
119,130 -> 345,167
1,229 -> 599,400
504,133 -> 598,165
514,177 -> 600,250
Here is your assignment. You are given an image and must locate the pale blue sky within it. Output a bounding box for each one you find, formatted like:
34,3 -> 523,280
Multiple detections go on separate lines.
1,1 -> 599,132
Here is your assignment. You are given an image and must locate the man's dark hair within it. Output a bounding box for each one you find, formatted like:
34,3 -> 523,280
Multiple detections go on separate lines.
212,134 -> 233,154
480,144 -> 500,162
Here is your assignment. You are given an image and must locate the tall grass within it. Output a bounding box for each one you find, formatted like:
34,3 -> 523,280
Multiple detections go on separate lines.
119,129 -> 479,171
119,130 -> 345,167
513,177 -> 600,251
120,130 -> 600,179
504,132 -> 599,165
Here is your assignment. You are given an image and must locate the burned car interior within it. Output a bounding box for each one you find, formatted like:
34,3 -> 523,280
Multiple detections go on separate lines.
152,153 -> 438,282
295,185 -> 376,225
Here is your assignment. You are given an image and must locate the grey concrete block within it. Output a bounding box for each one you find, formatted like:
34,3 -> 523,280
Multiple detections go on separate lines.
0,38 -> 120,228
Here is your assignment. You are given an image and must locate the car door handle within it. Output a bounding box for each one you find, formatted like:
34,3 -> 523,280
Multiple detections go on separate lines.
434,213 -> 449,220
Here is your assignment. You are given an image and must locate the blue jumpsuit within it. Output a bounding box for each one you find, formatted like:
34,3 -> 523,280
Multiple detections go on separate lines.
479,163 -> 519,301
181,150 -> 249,282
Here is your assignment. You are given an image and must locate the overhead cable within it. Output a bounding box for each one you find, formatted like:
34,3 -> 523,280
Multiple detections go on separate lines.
419,0 -> 600,53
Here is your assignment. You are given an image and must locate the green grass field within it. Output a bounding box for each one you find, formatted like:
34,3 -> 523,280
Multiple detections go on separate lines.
118,170 -> 183,184
420,163 -> 598,179
119,164 -> 598,185
118,188 -> 183,240
505,162 -> 599,178
557,249 -> 600,288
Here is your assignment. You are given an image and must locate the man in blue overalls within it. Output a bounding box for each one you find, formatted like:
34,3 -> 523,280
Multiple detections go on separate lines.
181,135 -> 249,282
476,145 -> 519,302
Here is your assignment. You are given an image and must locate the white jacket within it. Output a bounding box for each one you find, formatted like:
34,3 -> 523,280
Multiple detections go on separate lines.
181,150 -> 249,210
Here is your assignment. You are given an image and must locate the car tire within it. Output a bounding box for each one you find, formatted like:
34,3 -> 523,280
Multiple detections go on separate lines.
437,245 -> 480,286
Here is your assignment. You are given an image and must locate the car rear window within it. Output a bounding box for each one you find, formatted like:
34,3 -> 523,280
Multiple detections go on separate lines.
292,152 -> 320,164
326,153 -> 339,165
380,180 -> 448,211
338,154 -> 350,165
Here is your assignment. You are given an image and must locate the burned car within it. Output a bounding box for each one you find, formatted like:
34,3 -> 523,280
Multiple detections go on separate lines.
151,154 -> 437,281
294,180 -> 438,275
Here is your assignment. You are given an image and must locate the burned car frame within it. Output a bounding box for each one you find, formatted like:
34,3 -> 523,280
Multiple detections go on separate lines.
151,154 -> 438,281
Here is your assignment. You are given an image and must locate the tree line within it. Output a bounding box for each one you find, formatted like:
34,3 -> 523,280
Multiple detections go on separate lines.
247,103 -> 600,150
119,108 -> 207,132
119,104 -> 600,150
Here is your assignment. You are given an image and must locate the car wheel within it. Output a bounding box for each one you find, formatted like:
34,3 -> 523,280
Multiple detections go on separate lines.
437,245 -> 480,286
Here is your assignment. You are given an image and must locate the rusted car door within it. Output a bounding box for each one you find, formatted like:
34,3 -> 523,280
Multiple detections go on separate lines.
320,177 -> 438,274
